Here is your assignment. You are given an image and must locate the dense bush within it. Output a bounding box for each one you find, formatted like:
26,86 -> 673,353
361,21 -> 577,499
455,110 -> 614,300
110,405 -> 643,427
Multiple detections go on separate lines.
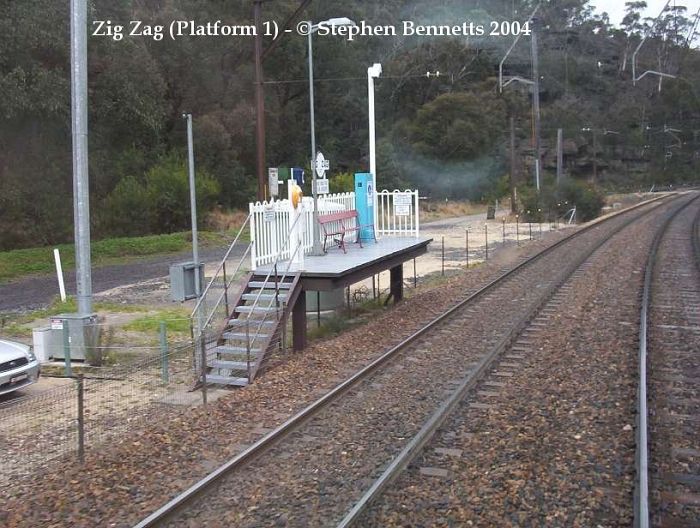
520,178 -> 604,223
101,154 -> 220,237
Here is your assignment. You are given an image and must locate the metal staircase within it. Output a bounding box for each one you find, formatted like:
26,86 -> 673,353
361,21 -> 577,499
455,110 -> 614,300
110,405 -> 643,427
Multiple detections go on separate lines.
205,271 -> 301,386
191,211 -> 305,388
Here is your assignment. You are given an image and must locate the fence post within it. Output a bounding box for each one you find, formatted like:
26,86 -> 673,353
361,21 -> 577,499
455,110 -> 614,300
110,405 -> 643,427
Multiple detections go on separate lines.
441,236 -> 445,276
63,318 -> 72,377
484,224 -> 489,260
414,190 -> 420,236
516,215 -> 520,246
160,321 -> 169,383
529,222 -> 533,241
466,229 -> 469,267
413,258 -> 417,288
502,218 -> 506,244
200,333 -> 207,407
76,374 -> 85,463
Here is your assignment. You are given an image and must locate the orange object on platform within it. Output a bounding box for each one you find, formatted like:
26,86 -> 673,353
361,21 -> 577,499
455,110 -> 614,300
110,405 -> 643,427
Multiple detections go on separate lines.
291,184 -> 303,209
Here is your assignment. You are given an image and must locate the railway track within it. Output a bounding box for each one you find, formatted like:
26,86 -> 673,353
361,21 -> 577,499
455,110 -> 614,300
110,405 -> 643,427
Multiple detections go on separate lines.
133,194 -> 681,528
639,196 -> 700,527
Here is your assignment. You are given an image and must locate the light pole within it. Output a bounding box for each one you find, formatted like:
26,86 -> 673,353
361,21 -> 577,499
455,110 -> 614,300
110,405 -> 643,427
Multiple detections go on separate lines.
71,0 -> 93,316
368,62 -> 382,236
183,114 -> 200,300
307,17 -> 357,255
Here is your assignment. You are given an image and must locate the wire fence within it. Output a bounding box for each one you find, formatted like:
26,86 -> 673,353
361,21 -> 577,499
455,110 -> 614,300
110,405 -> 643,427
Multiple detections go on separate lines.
0,335 -> 203,488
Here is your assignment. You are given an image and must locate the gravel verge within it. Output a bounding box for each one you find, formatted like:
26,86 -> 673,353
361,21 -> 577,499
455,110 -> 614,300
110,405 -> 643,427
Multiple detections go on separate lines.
156,202 -> 662,527
358,196 -> 687,527
0,229 -> 571,528
648,200 -> 700,526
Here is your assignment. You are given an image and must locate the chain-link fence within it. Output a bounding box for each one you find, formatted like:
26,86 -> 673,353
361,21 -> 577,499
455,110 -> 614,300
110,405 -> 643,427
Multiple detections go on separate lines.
0,335 -> 204,487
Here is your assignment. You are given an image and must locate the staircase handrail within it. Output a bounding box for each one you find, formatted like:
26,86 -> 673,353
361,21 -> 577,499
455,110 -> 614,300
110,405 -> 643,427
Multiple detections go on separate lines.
191,214 -> 252,334
246,239 -> 304,355
242,212 -> 306,369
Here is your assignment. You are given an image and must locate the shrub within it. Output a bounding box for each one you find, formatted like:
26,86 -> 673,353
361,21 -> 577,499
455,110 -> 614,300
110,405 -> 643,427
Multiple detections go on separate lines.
102,153 -> 220,236
519,179 -> 604,222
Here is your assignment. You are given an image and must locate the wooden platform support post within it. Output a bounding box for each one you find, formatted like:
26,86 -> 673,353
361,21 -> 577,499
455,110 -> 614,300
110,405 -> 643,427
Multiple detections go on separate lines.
390,264 -> 404,303
292,289 -> 307,351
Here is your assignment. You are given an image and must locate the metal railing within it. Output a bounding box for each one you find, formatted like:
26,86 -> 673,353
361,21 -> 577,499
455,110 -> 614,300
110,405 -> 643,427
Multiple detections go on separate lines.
191,214 -> 252,337
250,193 -> 354,270
376,190 -> 420,237
239,213 -> 305,381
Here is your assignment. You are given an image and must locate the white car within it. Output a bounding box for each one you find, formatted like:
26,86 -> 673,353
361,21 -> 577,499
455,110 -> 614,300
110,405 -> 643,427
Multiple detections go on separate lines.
0,339 -> 40,395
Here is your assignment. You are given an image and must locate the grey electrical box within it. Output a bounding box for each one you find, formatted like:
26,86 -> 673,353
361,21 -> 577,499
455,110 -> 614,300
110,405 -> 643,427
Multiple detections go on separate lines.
170,262 -> 205,301
49,313 -> 99,361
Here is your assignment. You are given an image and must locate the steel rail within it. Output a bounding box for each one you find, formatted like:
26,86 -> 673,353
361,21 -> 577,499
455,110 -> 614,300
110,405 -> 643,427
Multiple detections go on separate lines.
634,193 -> 700,528
132,193 -> 673,528
693,205 -> 700,271
338,192 -> 694,527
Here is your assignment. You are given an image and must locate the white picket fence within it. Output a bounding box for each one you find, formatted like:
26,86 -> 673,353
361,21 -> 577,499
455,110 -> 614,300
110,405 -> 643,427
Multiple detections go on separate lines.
250,193 -> 355,269
249,189 -> 420,270
376,190 -> 420,237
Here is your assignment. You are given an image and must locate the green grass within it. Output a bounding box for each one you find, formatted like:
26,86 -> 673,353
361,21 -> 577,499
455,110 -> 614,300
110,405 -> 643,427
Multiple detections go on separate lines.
0,230 -> 240,283
122,308 -> 192,334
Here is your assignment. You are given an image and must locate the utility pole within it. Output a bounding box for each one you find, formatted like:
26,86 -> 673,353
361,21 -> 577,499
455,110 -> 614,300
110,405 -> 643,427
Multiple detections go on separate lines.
253,0 -> 266,200
531,18 -> 542,192
510,116 -> 518,213
556,128 -> 563,185
71,0 -> 92,316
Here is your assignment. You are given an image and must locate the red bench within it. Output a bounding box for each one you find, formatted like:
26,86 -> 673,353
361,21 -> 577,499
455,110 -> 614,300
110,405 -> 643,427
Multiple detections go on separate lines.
317,210 -> 375,253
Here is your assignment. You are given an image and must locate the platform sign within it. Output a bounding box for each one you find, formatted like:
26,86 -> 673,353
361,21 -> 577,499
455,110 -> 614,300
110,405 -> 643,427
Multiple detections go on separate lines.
315,178 -> 329,195
315,152 -> 330,179
268,168 -> 279,197
394,193 -> 412,217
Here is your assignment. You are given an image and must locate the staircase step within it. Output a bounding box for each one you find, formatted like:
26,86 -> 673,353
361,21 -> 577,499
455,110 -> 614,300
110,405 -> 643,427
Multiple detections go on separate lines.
235,305 -> 278,314
242,293 -> 288,302
209,360 -> 250,371
249,281 -> 293,289
216,345 -> 263,355
223,331 -> 272,341
228,319 -> 276,329
206,374 -> 249,387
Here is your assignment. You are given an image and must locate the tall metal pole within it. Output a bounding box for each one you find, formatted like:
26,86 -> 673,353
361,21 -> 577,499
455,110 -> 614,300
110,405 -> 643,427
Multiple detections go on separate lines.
556,128 -> 563,185
184,114 -> 201,300
71,0 -> 92,316
510,116 -> 517,213
254,1 -> 266,200
308,29 -> 322,255
531,20 -> 542,192
368,64 -> 382,234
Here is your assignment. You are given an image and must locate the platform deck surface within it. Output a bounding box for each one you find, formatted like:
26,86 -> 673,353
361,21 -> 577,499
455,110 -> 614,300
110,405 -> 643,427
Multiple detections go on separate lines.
257,236 -> 432,277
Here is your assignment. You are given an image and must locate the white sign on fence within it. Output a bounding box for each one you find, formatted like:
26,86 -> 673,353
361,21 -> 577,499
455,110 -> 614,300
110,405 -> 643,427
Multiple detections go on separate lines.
394,193 -> 412,216
263,205 -> 276,223
395,204 -> 411,216
315,178 -> 329,195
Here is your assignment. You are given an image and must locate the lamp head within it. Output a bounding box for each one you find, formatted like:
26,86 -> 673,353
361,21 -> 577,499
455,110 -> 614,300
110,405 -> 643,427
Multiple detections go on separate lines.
368,63 -> 382,78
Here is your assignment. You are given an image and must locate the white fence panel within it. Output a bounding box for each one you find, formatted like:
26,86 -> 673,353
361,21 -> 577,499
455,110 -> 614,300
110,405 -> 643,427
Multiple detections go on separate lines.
250,192 -> 356,269
376,190 -> 420,237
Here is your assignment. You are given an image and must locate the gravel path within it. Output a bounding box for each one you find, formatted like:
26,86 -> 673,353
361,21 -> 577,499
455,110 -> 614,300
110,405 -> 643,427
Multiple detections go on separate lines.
0,228 -> 572,528
648,200 -> 700,526
358,196 -> 694,527
155,199 -> 669,527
